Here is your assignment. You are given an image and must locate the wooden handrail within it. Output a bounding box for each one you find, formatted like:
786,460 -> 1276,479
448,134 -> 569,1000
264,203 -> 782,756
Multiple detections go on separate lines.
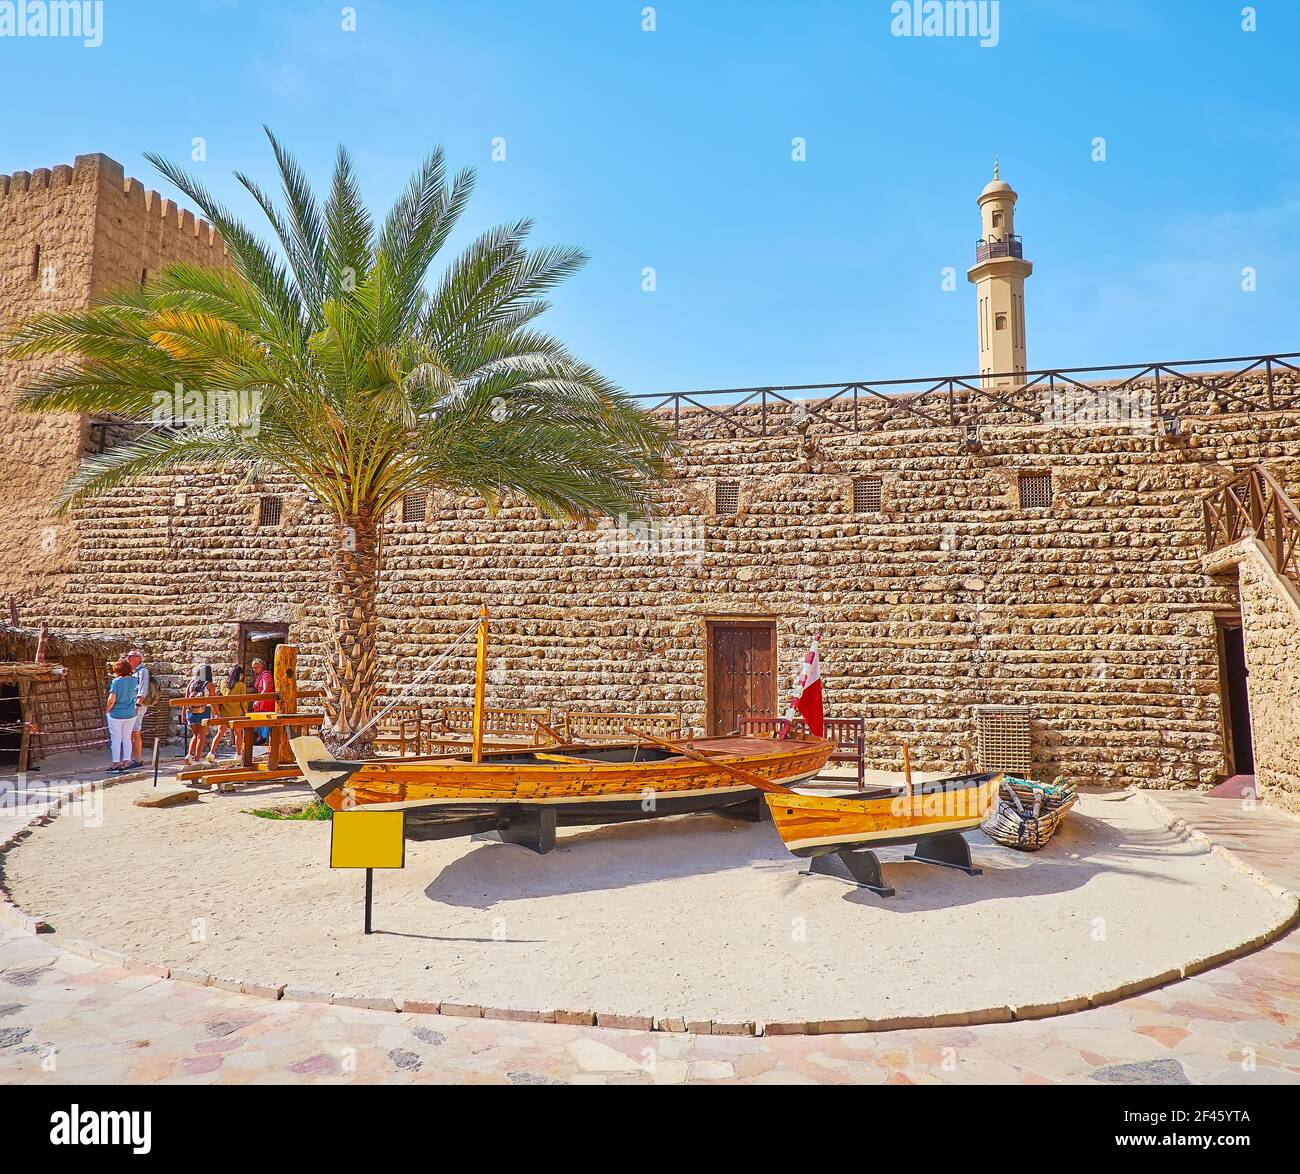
1203,465 -> 1300,591
167,687 -> 324,710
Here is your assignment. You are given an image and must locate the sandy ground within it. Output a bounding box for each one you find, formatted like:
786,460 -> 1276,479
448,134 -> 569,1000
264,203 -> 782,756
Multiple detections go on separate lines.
6,777 -> 1292,1024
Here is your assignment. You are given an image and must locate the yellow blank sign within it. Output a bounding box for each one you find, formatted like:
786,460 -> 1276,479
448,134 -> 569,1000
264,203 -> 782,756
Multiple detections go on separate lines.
330,810 -> 406,869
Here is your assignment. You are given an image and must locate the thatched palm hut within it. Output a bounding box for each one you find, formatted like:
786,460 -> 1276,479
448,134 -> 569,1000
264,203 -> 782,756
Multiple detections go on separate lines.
0,624 -> 132,766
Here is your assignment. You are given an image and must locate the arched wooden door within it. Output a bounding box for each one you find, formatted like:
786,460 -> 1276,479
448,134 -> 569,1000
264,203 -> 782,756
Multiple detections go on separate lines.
706,619 -> 777,736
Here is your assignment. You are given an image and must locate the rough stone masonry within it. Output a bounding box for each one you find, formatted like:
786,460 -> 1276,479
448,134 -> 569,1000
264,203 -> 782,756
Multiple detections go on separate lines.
2,155 -> 1298,806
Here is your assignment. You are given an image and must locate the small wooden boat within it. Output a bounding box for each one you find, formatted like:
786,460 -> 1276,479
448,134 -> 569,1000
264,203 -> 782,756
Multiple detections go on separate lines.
764,771 -> 1002,857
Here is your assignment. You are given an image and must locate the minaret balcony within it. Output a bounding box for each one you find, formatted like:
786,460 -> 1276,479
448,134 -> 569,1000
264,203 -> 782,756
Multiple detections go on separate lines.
974,234 -> 1023,262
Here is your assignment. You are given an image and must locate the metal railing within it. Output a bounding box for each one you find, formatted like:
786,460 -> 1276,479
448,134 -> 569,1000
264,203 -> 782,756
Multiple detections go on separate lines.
974,234 -> 1023,262
1203,465 -> 1300,592
635,351 -> 1300,441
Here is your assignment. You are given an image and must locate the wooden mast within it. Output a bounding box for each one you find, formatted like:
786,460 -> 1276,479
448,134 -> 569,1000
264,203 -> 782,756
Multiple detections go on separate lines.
471,606 -> 489,763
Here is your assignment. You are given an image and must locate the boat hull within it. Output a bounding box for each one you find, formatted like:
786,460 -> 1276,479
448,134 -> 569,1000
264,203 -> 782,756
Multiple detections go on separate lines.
766,771 -> 1002,857
292,733 -> 835,834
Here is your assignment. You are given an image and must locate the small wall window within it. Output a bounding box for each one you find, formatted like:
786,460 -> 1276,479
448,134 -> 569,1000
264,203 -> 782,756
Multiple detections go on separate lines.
1018,473 -> 1053,510
715,481 -> 740,515
992,211 -> 1004,229
402,491 -> 428,524
995,312 -> 1008,331
140,267 -> 149,288
853,476 -> 883,514
257,495 -> 284,527
29,243 -> 41,280
87,421 -> 109,455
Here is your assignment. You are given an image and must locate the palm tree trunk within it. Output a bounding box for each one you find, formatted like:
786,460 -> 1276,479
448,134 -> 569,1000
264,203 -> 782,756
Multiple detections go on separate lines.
324,508 -> 380,752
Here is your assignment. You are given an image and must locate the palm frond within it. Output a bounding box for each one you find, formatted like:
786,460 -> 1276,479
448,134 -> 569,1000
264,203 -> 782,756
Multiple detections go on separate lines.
15,134 -> 673,532
144,152 -> 306,346
52,426 -> 259,512
324,145 -> 374,302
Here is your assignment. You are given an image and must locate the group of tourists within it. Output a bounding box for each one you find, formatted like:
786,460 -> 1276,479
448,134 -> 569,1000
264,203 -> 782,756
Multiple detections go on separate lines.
178,659 -> 275,766
104,651 -> 276,770
104,649 -> 153,772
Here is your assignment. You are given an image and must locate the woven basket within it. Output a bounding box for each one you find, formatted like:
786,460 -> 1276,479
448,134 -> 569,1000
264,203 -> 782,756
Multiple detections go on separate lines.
982,776 -> 1078,851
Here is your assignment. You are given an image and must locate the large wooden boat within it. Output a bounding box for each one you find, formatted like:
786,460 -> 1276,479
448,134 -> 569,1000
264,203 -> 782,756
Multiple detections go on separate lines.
290,606 -> 833,851
291,731 -> 834,848
764,771 -> 1002,857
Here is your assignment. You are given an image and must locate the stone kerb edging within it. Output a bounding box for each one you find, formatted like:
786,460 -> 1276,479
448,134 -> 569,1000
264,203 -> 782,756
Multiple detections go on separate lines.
2,781 -> 1297,1038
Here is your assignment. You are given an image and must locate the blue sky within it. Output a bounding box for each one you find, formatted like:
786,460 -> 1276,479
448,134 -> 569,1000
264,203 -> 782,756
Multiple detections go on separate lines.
2,0 -> 1297,395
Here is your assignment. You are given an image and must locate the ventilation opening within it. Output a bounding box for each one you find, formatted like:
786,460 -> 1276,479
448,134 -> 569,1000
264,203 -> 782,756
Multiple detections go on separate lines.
29,243 -> 41,280
257,495 -> 283,528
140,267 -> 149,288
715,481 -> 740,515
974,705 -> 1032,776
853,476 -> 882,514
402,491 -> 428,524
1018,473 -> 1053,509
87,421 -> 110,455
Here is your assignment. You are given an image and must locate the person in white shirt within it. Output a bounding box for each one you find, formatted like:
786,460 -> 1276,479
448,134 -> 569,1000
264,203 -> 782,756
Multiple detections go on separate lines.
127,649 -> 150,768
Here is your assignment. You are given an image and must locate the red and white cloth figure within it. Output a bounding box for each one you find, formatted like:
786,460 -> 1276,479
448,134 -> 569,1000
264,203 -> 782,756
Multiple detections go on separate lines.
783,633 -> 824,737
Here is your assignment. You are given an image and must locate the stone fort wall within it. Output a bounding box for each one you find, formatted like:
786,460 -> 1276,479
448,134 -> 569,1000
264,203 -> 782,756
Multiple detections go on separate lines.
23,397 -> 1300,793
2,154 -> 1298,796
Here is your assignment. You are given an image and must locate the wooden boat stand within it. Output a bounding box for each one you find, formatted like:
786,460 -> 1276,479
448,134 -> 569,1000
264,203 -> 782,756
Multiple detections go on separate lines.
498,806 -> 557,855
808,832 -> 982,898
398,791 -> 768,856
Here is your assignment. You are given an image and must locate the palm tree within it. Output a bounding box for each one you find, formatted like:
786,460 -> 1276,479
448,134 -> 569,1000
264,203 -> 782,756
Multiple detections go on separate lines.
5,130 -> 674,747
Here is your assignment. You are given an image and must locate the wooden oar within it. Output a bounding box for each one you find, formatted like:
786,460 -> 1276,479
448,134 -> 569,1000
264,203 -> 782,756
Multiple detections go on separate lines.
532,717 -> 568,746
627,728 -> 795,795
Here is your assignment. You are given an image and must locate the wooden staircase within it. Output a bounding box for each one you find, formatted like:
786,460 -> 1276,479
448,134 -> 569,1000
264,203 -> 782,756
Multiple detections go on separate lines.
1203,465 -> 1300,593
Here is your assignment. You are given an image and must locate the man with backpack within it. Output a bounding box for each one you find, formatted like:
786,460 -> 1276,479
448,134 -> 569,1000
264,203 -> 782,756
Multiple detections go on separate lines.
126,648 -> 155,768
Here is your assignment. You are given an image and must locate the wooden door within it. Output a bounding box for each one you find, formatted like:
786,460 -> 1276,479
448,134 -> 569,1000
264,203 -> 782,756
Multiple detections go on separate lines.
707,621 -> 777,736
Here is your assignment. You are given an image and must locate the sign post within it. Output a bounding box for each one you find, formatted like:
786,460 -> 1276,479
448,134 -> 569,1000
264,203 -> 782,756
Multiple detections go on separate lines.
329,810 -> 406,934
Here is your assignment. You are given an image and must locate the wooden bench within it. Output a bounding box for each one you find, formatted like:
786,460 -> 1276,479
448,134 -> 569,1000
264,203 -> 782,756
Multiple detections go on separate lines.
372,704 -> 424,757
739,714 -> 866,789
563,711 -> 683,742
435,705 -> 552,745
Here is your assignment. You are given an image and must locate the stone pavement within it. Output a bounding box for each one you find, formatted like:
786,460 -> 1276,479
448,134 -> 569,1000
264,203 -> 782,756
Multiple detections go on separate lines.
1,792 -> 1298,1085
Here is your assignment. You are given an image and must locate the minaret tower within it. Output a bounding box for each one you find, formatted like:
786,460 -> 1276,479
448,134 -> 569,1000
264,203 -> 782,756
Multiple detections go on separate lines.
967,159 -> 1032,387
